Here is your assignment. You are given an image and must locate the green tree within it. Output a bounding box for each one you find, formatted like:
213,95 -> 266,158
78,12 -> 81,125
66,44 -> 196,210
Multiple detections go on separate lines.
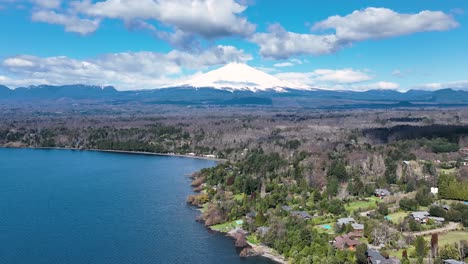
414,236 -> 428,259
439,244 -> 460,261
355,243 -> 368,264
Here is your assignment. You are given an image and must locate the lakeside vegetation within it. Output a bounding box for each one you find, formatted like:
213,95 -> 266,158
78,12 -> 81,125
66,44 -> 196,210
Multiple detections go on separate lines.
1,109 -> 468,263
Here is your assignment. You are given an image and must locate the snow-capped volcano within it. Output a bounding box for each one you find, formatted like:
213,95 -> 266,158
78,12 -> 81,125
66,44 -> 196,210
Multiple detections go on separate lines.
183,63 -> 309,92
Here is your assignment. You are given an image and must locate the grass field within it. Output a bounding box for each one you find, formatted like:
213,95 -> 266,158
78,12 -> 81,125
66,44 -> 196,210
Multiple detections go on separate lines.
345,197 -> 380,212
234,193 -> 244,202
210,219 -> 243,232
386,211 -> 408,224
424,231 -> 468,246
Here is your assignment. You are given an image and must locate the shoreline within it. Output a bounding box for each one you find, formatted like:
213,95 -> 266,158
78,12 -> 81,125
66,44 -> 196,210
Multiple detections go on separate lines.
209,225 -> 288,264
1,146 -> 226,162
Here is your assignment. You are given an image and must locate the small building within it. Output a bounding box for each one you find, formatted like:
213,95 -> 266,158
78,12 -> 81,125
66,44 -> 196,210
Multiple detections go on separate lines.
352,223 -> 364,232
246,211 -> 257,219
410,211 -> 430,223
375,188 -> 391,198
333,234 -> 360,250
442,205 -> 450,211
281,205 -> 292,212
256,226 -> 270,236
347,231 -> 363,239
337,217 -> 356,226
291,211 -> 312,220
443,260 -> 466,264
367,249 -> 401,264
428,216 -> 445,223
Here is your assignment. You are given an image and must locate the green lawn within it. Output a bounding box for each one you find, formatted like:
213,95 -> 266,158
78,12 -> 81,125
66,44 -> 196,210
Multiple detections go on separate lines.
234,193 -> 245,202
386,211 -> 408,224
345,197 -> 380,212
210,219 -> 243,233
247,235 -> 259,245
424,231 -> 468,246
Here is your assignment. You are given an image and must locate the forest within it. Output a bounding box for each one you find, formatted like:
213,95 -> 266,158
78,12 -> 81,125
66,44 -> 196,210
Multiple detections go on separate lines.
1,107 -> 468,263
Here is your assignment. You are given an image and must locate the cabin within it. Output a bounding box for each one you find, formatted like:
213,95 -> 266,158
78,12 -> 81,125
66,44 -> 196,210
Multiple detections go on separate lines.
375,188 -> 391,198
337,217 -> 356,226
351,223 -> 364,232
443,260 -> 466,264
291,211 -> 312,220
333,234 -> 360,250
367,249 -> 401,264
410,211 -> 430,223
257,226 -> 270,236
428,216 -> 445,223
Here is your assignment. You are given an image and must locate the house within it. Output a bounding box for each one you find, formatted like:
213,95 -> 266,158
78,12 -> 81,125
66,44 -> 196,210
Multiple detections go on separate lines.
256,226 -> 270,236
347,231 -> 363,239
410,211 -> 430,223
375,188 -> 391,198
281,205 -> 292,212
337,217 -> 356,226
367,249 -> 401,264
428,216 -> 445,223
333,234 -> 360,250
291,211 -> 312,220
352,223 -> 364,232
246,211 -> 257,219
443,260 -> 466,264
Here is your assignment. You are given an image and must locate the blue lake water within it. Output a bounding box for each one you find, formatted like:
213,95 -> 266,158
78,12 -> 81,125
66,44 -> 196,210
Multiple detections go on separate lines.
0,148 -> 274,264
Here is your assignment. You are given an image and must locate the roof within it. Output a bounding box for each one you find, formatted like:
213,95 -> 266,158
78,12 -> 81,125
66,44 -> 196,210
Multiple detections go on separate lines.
367,249 -> 401,264
375,189 -> 391,196
352,223 -> 364,230
334,234 -> 360,249
257,226 -> 270,235
443,260 -> 466,264
281,205 -> 292,211
411,211 -> 429,219
291,211 -> 312,219
337,217 -> 356,225
428,216 -> 445,222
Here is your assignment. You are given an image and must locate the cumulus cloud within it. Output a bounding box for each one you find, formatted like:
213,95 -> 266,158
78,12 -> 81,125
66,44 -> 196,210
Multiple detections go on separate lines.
32,10 -> 100,34
251,24 -> 339,59
275,68 -> 372,86
31,0 -> 61,9
70,0 -> 255,39
252,8 -> 458,59
0,45 -> 252,90
415,80 -> 468,90
313,7 -> 458,42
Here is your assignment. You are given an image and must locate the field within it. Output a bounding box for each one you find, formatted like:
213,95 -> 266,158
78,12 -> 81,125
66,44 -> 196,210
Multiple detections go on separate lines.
386,211 -> 408,224
210,219 -> 243,232
424,231 -> 468,246
345,197 -> 380,213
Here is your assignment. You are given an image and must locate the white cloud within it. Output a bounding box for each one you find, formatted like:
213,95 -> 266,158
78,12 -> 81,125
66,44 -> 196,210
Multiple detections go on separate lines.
252,8 -> 458,59
313,7 -> 457,42
415,80 -> 468,90
273,62 -> 293,68
31,0 -> 61,9
3,57 -> 35,67
275,68 -> 372,86
71,0 -> 255,38
251,24 -> 339,59
357,81 -> 400,90
32,10 -> 100,34
0,45 -> 252,90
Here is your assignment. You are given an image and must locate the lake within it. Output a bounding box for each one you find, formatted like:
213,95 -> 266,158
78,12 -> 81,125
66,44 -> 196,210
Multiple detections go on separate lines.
0,148 -> 274,264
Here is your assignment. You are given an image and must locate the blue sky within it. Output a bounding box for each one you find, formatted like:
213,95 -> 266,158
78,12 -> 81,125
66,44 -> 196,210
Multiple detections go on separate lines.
0,0 -> 467,91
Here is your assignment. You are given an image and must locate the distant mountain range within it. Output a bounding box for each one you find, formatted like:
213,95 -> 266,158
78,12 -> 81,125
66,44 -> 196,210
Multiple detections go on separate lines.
1,84 -> 468,109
